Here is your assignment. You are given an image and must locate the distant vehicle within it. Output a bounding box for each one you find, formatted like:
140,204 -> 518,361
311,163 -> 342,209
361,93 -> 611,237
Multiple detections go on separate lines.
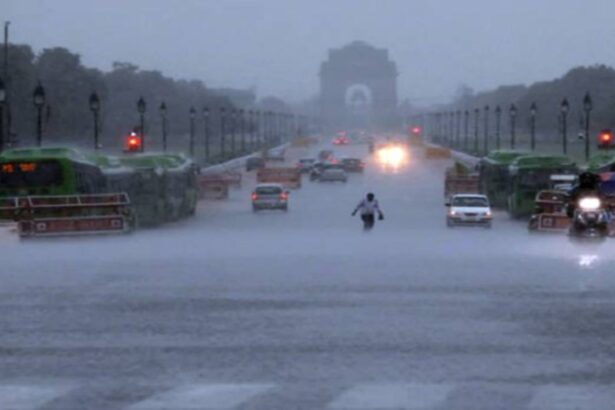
319,168 -> 348,183
296,158 -> 316,173
333,136 -> 350,145
246,157 -> 265,171
507,155 -> 577,218
266,148 -> 285,162
446,194 -> 492,228
251,183 -> 289,212
444,162 -> 480,198
340,158 -> 365,173
318,149 -> 334,161
569,196 -> 609,240
478,150 -> 527,208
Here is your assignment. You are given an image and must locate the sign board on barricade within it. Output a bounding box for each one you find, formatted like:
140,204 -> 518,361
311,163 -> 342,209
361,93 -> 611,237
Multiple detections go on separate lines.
425,146 -> 451,159
198,175 -> 230,200
19,215 -> 128,237
535,213 -> 570,231
1,193 -> 133,238
257,167 -> 301,189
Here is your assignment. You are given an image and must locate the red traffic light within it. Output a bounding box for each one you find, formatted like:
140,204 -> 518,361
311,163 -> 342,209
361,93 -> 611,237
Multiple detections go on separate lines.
125,132 -> 142,152
597,129 -> 614,150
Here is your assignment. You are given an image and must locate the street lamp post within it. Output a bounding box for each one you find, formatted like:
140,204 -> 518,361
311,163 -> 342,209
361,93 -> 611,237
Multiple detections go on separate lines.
202,107 -> 210,161
561,98 -> 569,155
189,106 -> 196,157
455,110 -> 461,148
230,109 -> 237,156
137,96 -> 146,152
255,110 -> 261,149
483,105 -> 490,155
495,105 -> 502,150
463,110 -> 469,151
0,76 -> 6,153
264,111 -> 269,148
509,104 -> 517,149
33,82 -> 45,147
159,102 -> 167,152
247,110 -> 254,151
583,92 -> 593,162
239,109 -> 245,153
89,92 -> 100,150
473,108 -> 479,154
448,111 -> 454,146
529,102 -> 537,151
219,107 -> 226,159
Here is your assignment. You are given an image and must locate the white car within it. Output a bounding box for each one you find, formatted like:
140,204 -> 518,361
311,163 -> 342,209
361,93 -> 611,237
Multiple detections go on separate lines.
251,183 -> 289,211
446,194 -> 492,228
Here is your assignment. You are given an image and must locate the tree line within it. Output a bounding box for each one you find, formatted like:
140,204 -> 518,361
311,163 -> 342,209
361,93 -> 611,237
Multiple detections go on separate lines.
443,65 -> 615,142
0,44 -> 268,153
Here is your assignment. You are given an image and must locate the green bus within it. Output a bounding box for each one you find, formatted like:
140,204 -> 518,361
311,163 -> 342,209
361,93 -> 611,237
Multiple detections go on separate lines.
0,147 -> 107,198
0,147 -> 198,230
478,150 -> 527,208
119,153 -> 199,223
507,154 -> 577,218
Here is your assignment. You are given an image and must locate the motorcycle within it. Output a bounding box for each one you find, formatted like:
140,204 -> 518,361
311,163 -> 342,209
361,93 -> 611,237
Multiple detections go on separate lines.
568,196 -> 609,241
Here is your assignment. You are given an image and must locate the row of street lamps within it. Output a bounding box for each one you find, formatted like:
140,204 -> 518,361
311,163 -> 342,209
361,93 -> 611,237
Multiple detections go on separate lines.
417,93 -> 594,160
7,81 -> 303,162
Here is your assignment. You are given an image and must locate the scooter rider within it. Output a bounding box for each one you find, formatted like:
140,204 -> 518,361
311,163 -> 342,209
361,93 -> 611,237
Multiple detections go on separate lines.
566,172 -> 602,218
352,193 -> 384,229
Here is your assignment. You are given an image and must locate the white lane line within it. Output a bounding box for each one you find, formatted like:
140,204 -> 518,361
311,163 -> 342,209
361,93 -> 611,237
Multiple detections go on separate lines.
328,383 -> 452,409
529,385 -> 615,410
127,383 -> 275,410
0,384 -> 73,410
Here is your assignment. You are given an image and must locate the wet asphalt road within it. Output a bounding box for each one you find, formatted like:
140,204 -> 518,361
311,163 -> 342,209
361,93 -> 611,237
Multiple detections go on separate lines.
1,143 -> 615,409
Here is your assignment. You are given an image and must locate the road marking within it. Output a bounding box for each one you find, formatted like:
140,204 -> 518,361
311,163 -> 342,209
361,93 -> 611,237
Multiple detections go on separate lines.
127,383 -> 275,409
0,384 -> 73,410
529,385 -> 615,410
328,383 -> 452,409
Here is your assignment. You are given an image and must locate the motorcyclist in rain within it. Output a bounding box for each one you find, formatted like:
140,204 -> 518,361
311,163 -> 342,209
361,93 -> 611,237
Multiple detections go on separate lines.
566,172 -> 602,218
352,193 -> 384,230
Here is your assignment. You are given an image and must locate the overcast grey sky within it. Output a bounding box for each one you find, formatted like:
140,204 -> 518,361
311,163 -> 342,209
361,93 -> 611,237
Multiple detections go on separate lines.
5,0 -> 615,104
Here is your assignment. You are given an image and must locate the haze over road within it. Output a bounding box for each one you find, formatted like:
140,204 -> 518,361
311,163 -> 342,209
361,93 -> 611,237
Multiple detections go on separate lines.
1,143 -> 614,409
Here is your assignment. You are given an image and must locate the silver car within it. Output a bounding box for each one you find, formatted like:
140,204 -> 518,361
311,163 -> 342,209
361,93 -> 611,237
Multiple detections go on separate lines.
251,183 -> 289,211
319,168 -> 348,183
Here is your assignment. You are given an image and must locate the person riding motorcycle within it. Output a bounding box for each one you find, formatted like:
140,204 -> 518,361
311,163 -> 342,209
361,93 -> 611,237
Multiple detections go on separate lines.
352,193 -> 384,230
565,172 -> 611,238
566,172 -> 602,218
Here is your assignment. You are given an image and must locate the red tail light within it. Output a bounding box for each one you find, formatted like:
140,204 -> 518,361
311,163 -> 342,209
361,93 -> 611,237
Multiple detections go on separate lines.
251,193 -> 258,201
280,192 -> 289,201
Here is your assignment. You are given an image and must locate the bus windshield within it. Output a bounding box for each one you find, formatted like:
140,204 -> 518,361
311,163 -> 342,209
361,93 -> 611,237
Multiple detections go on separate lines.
0,160 -> 64,189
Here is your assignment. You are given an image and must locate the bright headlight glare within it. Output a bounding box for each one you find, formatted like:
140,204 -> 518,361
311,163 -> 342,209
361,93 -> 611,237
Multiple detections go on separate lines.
579,197 -> 601,211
